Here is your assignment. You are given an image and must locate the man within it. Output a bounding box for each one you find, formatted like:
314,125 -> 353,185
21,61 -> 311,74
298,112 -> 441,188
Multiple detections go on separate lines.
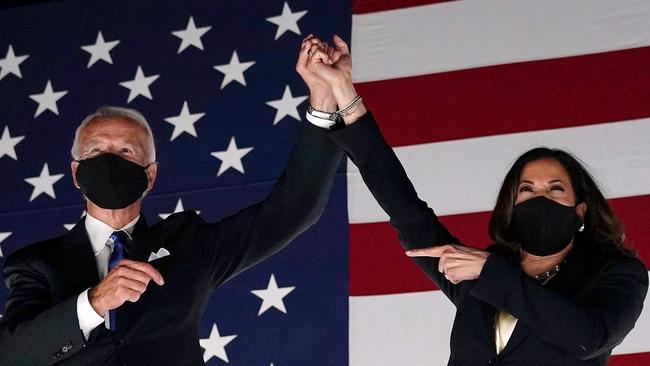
0,103 -> 343,365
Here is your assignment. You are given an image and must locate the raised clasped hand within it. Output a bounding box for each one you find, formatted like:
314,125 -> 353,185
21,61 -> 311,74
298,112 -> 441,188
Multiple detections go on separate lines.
295,34 -> 352,112
406,244 -> 490,284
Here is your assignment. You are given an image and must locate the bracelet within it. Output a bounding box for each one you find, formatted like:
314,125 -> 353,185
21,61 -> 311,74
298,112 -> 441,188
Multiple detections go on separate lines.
336,95 -> 363,117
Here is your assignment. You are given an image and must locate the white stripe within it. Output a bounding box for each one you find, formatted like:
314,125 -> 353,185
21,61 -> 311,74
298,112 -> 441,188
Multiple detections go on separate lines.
349,278 -> 650,365
348,118 -> 650,224
351,0 -> 650,83
349,291 -> 454,366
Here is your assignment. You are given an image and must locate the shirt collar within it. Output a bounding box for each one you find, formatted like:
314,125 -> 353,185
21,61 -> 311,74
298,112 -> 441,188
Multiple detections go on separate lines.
84,213 -> 140,255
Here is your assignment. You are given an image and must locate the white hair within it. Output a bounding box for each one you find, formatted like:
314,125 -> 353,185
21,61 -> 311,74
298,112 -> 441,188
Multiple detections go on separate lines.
71,106 -> 156,163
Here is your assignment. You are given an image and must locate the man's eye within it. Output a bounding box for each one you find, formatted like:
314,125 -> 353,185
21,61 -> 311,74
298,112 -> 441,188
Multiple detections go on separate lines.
120,147 -> 133,153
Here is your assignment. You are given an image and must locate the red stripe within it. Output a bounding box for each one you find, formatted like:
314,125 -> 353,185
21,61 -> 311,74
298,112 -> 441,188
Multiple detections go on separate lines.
609,352 -> 650,366
349,195 -> 650,296
355,47 -> 650,147
352,0 -> 453,14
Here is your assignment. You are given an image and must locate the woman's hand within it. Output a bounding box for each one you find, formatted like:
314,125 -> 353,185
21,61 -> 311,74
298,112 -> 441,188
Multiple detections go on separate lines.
305,35 -> 366,124
296,35 -> 337,112
406,244 -> 490,284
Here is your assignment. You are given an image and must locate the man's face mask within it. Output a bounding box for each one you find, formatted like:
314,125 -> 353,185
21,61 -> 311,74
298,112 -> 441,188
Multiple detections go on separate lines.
75,153 -> 150,209
509,196 -> 583,256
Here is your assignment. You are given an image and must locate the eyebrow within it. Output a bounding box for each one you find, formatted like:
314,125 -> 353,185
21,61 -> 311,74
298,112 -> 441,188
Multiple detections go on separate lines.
518,179 -> 565,185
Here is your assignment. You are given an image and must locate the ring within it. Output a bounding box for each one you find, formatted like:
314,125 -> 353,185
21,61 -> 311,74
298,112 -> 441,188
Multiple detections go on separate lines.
307,50 -> 315,56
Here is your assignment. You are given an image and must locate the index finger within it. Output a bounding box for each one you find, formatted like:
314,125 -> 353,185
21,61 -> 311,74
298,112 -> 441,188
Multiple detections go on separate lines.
405,245 -> 453,258
119,259 -> 165,285
296,39 -> 312,70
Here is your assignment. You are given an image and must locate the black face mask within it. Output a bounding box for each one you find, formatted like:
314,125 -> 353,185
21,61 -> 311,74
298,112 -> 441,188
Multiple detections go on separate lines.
509,196 -> 583,256
75,153 -> 149,210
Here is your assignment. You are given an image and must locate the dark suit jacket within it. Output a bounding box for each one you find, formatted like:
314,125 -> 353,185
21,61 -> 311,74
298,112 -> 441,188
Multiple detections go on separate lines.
330,113 -> 649,365
0,123 -> 344,365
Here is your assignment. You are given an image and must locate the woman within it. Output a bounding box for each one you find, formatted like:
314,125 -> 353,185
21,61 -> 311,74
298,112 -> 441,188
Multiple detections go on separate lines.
296,35 -> 648,365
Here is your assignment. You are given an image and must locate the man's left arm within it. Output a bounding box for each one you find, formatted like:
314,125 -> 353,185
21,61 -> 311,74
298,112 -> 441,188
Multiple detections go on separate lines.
193,122 -> 343,287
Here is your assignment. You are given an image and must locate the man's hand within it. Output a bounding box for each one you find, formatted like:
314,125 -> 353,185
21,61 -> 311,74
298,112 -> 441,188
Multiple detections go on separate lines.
88,259 -> 164,317
304,35 -> 366,124
296,34 -> 338,112
406,244 -> 490,284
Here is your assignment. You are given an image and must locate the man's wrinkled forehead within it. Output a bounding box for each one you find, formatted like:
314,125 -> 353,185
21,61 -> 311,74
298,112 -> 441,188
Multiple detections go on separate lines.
80,116 -> 148,149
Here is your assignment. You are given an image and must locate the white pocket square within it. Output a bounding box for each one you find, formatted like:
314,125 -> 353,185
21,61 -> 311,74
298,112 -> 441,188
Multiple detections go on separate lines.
148,247 -> 170,262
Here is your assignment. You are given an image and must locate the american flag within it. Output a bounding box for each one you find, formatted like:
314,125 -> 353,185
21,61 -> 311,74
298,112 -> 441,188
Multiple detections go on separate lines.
0,0 -> 349,365
1,0 -> 649,365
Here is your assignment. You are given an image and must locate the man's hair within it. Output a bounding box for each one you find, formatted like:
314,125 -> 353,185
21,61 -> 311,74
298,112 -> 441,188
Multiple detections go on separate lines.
71,106 -> 156,163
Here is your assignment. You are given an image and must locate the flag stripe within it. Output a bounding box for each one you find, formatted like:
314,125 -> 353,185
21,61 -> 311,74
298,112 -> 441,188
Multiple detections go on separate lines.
347,118 -> 650,224
351,0 -> 650,83
352,0 -> 451,15
609,352 -> 650,366
355,46 -> 650,147
349,194 -> 650,296
349,287 -> 650,366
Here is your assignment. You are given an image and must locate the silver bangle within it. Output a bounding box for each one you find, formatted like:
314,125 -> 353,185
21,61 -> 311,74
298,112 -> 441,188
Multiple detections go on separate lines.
336,95 -> 363,117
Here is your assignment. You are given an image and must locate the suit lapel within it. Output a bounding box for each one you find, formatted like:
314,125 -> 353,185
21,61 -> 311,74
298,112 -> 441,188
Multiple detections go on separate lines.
499,320 -> 531,355
59,218 -> 100,290
124,215 -> 152,262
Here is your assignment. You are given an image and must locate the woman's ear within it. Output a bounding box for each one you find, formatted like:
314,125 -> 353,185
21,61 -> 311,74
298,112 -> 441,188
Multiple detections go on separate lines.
576,202 -> 588,220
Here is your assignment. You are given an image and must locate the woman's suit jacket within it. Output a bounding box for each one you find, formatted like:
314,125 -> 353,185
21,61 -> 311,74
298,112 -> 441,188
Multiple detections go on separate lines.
330,113 -> 648,365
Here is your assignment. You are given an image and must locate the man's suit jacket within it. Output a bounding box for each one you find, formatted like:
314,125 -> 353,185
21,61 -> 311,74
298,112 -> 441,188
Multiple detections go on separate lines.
329,113 -> 649,365
0,123 -> 344,365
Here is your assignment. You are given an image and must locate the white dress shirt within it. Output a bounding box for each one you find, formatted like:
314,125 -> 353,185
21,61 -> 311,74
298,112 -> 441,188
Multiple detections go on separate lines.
76,213 -> 139,340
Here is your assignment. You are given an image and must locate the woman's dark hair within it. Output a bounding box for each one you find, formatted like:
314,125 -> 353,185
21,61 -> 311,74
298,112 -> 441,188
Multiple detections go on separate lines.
488,147 -> 634,258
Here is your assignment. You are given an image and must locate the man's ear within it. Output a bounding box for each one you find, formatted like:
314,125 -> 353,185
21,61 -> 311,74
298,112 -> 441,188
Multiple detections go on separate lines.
145,162 -> 157,193
71,160 -> 80,189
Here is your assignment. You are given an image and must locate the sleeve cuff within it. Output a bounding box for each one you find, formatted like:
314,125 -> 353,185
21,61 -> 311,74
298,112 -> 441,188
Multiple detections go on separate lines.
76,289 -> 104,340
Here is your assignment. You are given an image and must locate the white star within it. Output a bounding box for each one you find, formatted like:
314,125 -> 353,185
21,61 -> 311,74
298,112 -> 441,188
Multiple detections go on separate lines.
266,2 -> 308,40
199,323 -> 237,363
81,31 -> 120,68
171,16 -> 211,53
28,80 -> 68,118
119,66 -> 160,103
213,51 -> 255,89
0,232 -> 11,257
24,163 -> 64,202
164,101 -> 205,141
251,274 -> 296,316
0,126 -> 25,160
0,45 -> 29,81
64,210 -> 86,231
265,85 -> 307,125
158,199 -> 200,219
210,137 -> 253,177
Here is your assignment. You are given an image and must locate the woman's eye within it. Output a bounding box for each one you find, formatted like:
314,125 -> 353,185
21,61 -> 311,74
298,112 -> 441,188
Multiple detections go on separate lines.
518,186 -> 533,193
550,186 -> 565,192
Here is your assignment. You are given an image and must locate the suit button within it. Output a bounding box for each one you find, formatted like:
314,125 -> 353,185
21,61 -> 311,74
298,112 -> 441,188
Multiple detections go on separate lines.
117,339 -> 128,349
488,358 -> 499,365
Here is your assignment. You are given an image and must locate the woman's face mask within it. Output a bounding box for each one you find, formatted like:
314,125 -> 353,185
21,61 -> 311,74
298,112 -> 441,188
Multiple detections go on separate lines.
510,196 -> 583,256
